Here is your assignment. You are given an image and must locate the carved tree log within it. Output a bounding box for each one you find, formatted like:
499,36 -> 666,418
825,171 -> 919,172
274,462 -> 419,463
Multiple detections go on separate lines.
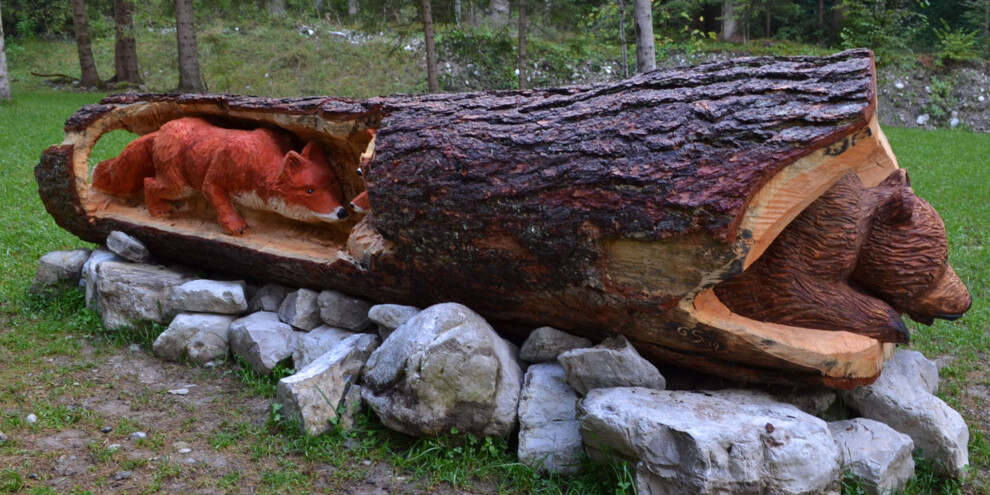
36,49 -> 970,389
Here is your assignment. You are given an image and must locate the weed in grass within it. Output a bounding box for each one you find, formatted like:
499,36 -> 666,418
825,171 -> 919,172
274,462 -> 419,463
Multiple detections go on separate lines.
229,355 -> 294,398
259,460 -> 310,493
0,468 -> 24,493
88,441 -> 120,464
218,470 -> 242,492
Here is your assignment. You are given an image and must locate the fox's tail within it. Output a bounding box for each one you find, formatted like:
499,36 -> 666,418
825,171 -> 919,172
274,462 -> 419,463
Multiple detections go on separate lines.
92,133 -> 157,195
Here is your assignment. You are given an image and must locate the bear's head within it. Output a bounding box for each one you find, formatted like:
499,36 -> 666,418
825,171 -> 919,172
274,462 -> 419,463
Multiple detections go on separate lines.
853,169 -> 971,325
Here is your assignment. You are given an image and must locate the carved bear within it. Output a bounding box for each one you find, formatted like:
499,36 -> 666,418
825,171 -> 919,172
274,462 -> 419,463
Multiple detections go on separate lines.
715,169 -> 971,344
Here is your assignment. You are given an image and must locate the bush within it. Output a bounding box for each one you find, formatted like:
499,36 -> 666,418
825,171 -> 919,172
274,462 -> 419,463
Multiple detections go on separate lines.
934,20 -> 980,66
839,0 -> 929,66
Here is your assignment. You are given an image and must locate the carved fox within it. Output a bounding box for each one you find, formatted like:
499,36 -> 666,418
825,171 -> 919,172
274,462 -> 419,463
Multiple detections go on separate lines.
715,170 -> 971,344
92,117 -> 348,235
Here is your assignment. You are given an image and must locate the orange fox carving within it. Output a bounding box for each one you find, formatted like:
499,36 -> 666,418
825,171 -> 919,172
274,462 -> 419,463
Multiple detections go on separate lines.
92,117 -> 347,235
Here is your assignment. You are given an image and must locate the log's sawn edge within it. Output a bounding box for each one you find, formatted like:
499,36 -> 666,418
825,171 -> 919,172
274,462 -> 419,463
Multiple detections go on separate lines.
37,49 -> 900,388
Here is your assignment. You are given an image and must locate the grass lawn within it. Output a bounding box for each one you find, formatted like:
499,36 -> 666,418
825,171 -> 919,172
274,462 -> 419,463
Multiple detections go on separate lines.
0,89 -> 987,494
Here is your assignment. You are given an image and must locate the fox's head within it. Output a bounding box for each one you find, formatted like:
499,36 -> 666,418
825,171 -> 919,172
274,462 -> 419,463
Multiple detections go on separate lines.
853,170 -> 971,324
275,142 -> 348,223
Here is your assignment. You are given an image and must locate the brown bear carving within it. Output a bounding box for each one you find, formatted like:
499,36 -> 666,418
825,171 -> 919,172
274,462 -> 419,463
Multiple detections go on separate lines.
715,169 -> 972,344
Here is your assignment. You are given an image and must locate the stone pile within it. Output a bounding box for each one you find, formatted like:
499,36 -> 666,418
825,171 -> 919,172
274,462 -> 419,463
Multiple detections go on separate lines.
31,234 -> 973,493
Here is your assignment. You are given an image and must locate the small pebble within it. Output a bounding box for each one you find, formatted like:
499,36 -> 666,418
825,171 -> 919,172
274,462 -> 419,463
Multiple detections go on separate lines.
167,388 -> 189,396
28,473 -> 38,480
130,432 -> 147,440
203,361 -> 221,368
185,458 -> 197,464
177,448 -> 192,454
0,431 -> 7,443
25,414 -> 37,424
108,444 -> 122,451
114,470 -> 132,480
129,344 -> 141,353
101,426 -> 113,434
362,460 -> 372,466
173,441 -> 189,450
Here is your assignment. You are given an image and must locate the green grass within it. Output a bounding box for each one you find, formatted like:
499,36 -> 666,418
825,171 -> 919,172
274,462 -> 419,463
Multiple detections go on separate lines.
1,89 -> 988,493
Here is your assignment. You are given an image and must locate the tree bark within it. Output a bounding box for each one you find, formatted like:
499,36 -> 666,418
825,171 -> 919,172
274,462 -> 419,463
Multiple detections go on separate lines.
110,0 -> 142,85
70,0 -> 103,88
633,0 -> 656,73
175,0 -> 205,92
720,0 -> 739,42
618,0 -> 628,77
0,2 -> 9,102
765,0 -> 772,37
517,0 -> 528,89
421,0 -> 440,93
454,0 -> 462,26
817,0 -> 824,42
268,0 -> 286,17
37,51 -> 928,389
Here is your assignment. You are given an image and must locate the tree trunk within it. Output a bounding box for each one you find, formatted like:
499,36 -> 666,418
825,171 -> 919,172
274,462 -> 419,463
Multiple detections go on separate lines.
348,0 -> 358,17
111,0 -> 142,85
0,1 -> 9,102
268,0 -> 286,17
633,0 -> 656,73
421,0 -> 440,93
37,51 -> 956,389
817,0 -> 824,42
175,0 -> 204,92
618,0 -> 628,77
765,0 -> 772,37
454,0 -> 462,26
720,0 -> 739,42
517,0 -> 528,89
488,0 -> 510,25
70,0 -> 102,88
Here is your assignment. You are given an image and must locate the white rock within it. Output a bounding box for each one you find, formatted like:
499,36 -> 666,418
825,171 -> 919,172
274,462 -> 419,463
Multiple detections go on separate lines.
916,114 -> 930,125
558,336 -> 664,395
168,388 -> 189,396
248,283 -> 292,312
840,350 -> 968,478
950,117 -> 960,128
361,303 -> 523,437
579,388 -> 842,495
31,249 -> 91,293
519,326 -> 592,363
517,363 -> 583,474
172,280 -> 248,314
106,230 -> 150,262
276,333 -> 380,435
82,248 -> 122,311
153,313 -> 235,364
229,312 -> 298,375
829,418 -> 915,495
26,414 -> 37,424
96,261 -> 192,329
292,325 -> 355,370
278,289 -> 322,330
317,290 -> 372,331
367,304 -> 420,340
894,82 -> 905,89
979,95 -> 986,102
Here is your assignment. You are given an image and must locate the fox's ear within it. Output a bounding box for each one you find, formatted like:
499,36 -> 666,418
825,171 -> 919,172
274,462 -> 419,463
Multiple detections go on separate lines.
878,190 -> 915,225
281,151 -> 303,176
300,142 -> 326,163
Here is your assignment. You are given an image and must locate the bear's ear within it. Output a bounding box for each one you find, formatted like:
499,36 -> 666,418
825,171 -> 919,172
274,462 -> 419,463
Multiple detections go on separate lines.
300,142 -> 327,164
878,190 -> 915,224
878,169 -> 911,189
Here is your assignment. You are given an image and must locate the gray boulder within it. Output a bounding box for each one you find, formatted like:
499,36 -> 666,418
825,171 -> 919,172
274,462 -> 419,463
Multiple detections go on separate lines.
840,351 -> 968,478
317,290 -> 372,331
106,230 -> 150,263
829,418 -> 915,495
558,336 -> 665,395
579,388 -> 842,495
82,247 -> 122,311
229,312 -> 298,375
31,249 -> 91,293
248,283 -> 292,313
367,304 -> 420,340
96,261 -> 192,329
278,289 -> 322,330
153,313 -> 234,364
293,325 -> 355,370
517,363 -> 583,474
361,303 -> 523,437
172,280 -> 248,314
276,333 -> 380,435
519,326 -> 592,363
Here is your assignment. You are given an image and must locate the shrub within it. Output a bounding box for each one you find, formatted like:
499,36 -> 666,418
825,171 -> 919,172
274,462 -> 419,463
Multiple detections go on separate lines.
934,20 -> 980,66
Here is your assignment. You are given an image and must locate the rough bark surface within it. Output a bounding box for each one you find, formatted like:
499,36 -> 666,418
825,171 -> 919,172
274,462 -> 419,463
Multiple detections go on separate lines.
38,51 -> 899,388
111,0 -> 142,84
175,0 -> 204,92
70,0 -> 102,88
0,2 -> 10,102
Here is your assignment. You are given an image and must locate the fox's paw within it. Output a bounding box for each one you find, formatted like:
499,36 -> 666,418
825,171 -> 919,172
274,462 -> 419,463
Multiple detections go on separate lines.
221,219 -> 250,236
148,206 -> 175,217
